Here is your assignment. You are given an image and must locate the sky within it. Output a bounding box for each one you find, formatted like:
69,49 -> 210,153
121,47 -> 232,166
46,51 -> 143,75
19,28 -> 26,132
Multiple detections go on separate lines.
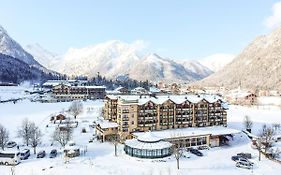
0,0 -> 281,59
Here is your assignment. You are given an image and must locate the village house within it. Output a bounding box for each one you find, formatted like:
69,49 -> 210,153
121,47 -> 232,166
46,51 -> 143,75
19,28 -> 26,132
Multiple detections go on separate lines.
225,92 -> 257,105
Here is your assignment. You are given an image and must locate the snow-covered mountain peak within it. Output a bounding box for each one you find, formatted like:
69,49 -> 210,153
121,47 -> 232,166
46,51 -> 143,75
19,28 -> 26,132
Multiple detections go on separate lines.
199,53 -> 235,72
0,25 -> 8,35
26,39 -> 214,83
25,43 -> 58,69
0,25 -> 39,66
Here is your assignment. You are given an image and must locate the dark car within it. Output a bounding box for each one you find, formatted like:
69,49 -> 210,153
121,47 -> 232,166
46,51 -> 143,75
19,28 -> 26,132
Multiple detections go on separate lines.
49,149 -> 57,158
231,155 -> 240,161
189,148 -> 203,156
37,150 -> 46,158
237,152 -> 252,159
20,149 -> 30,160
6,141 -> 17,148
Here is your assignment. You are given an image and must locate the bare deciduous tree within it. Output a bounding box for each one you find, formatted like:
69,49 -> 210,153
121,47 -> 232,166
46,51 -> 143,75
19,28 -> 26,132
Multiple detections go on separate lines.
244,115 -> 253,132
259,124 -> 275,155
272,123 -> 280,132
52,118 -> 73,147
30,123 -> 43,154
69,101 -> 83,119
0,124 -> 9,150
17,118 -> 33,146
110,132 -> 125,157
270,148 -> 281,159
255,138 -> 264,161
173,142 -> 183,170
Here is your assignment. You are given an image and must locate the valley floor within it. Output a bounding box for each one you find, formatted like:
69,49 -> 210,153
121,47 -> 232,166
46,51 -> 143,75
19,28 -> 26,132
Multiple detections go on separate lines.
0,100 -> 280,175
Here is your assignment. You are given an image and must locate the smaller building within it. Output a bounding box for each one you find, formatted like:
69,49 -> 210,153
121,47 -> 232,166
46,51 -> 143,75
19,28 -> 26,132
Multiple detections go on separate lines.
124,132 -> 172,158
133,126 -> 240,149
131,87 -> 148,94
96,120 -> 119,142
226,92 -> 257,105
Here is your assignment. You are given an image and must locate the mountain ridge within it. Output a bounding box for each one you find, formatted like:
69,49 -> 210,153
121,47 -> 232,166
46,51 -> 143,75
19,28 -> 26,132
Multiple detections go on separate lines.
198,27 -> 281,90
27,40 -> 214,83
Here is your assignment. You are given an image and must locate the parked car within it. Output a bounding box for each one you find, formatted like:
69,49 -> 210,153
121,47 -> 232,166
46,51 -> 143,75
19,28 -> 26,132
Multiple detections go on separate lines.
237,152 -> 252,159
6,141 -> 17,148
182,151 -> 191,158
189,148 -> 203,156
37,150 -> 46,158
236,157 -> 254,166
236,161 -> 253,169
49,149 -> 57,158
197,145 -> 209,150
231,155 -> 240,161
20,149 -> 30,160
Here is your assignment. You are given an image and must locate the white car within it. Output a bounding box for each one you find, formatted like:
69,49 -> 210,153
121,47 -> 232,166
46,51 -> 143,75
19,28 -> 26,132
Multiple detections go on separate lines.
237,157 -> 254,166
6,141 -> 17,148
236,161 -> 253,169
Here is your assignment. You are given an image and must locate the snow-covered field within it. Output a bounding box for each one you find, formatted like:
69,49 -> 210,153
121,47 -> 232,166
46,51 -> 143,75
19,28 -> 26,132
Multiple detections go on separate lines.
0,88 -> 281,175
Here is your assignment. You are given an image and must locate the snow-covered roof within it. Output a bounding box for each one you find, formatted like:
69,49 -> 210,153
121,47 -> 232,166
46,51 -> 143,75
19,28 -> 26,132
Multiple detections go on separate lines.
114,86 -> 125,91
107,94 -> 226,106
149,87 -> 161,93
64,144 -> 80,150
132,87 -> 146,91
133,126 -> 240,140
42,80 -> 71,87
96,120 -> 118,129
137,131 -> 161,143
105,95 -> 119,100
75,85 -> 106,89
106,90 -> 122,94
125,139 -> 172,150
0,149 -> 20,154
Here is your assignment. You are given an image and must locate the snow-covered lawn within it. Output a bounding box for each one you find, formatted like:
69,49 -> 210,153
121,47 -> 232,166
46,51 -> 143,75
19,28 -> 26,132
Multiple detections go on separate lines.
0,98 -> 281,175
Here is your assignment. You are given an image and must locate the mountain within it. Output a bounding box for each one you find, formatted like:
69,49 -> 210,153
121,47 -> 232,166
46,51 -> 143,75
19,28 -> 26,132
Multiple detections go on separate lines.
128,53 -> 209,82
0,53 -> 61,84
33,40 -> 212,83
0,25 -> 62,83
25,43 -> 59,69
199,27 -> 281,90
199,54 -> 235,72
177,59 -> 213,78
0,26 -> 39,66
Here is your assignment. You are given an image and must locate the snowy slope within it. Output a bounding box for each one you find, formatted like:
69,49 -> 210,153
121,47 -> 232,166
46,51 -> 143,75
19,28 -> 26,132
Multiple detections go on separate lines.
177,59 -> 214,78
199,53 -> 235,72
31,40 -> 213,83
0,25 -> 39,66
199,27 -> 281,90
0,25 -> 62,83
25,43 -> 59,69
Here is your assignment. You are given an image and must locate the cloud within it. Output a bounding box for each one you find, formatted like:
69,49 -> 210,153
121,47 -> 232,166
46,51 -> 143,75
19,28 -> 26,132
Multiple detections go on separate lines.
264,1 -> 281,28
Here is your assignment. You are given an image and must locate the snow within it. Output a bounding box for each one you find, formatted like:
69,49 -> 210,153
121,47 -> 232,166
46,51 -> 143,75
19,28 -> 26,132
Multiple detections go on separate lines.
0,89 -> 281,175
137,132 -> 162,142
133,126 -> 240,140
199,53 -> 235,72
0,86 -> 35,101
108,94 -> 227,107
125,139 -> 172,150
96,120 -> 118,129
258,96 -> 281,106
